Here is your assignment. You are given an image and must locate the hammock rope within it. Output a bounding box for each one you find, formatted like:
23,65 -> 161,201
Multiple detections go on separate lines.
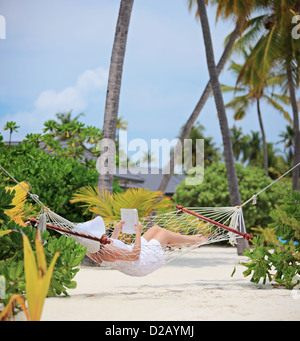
175,205 -> 252,240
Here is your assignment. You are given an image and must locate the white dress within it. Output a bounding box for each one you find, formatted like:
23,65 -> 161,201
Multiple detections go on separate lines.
101,238 -> 167,277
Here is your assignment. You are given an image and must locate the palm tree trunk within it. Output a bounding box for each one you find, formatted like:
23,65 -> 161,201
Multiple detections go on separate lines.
197,0 -> 248,255
286,63 -> 300,192
197,0 -> 241,206
256,98 -> 268,174
158,19 -> 244,192
97,0 -> 134,194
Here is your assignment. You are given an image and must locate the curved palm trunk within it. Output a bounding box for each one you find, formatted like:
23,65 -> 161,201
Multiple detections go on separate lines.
256,98 -> 268,174
97,0 -> 134,194
286,64 -> 300,192
197,0 -> 241,206
158,19 -> 244,193
197,0 -> 248,255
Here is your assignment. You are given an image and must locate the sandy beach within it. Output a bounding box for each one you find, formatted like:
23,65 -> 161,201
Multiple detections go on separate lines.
38,246 -> 300,321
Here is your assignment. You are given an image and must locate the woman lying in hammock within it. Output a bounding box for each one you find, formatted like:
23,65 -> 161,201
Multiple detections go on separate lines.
87,221 -> 208,277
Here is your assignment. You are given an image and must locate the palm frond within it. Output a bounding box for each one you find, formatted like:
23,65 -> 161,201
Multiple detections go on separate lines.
270,93 -> 290,105
4,182 -> 30,226
233,107 -> 247,121
263,94 -> 293,124
70,187 -> 173,222
266,73 -> 286,88
70,186 -> 115,218
230,14 -> 267,54
256,24 -> 281,77
221,84 -> 245,93
225,95 -> 250,110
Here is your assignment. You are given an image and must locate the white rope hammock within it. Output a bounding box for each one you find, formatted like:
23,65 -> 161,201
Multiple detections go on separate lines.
1,161 -> 299,276
27,204 -> 250,276
30,204 -> 250,256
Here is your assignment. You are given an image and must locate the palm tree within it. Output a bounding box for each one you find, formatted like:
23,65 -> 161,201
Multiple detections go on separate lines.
158,0 -> 259,193
141,151 -> 158,168
116,116 -> 128,132
46,111 -> 85,141
278,125 -> 294,167
98,0 -> 134,194
178,122 -> 220,168
263,142 -> 287,178
223,53 -> 292,174
230,125 -> 251,163
115,116 -> 128,157
3,121 -> 20,146
196,0 -> 241,208
43,120 -> 59,135
55,110 -> 85,125
246,131 -> 262,166
235,0 -> 300,190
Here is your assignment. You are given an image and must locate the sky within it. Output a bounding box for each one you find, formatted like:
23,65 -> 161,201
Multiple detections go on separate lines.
0,0 -> 298,167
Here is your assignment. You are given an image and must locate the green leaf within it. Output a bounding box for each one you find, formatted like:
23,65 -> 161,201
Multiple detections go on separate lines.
231,265 -> 236,277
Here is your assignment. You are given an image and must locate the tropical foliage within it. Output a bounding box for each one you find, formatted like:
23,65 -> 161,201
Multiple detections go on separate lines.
0,229 -> 59,321
229,0 -> 300,190
235,191 -> 300,289
223,53 -> 292,173
178,122 -> 221,168
0,141 -> 98,222
41,111 -> 102,168
3,121 -> 20,146
3,182 -> 38,227
70,187 -> 173,223
0,184 -> 86,317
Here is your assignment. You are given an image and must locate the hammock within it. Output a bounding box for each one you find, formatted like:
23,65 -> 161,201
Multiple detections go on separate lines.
27,204 -> 251,263
1,162 -> 299,276
24,204 -> 251,277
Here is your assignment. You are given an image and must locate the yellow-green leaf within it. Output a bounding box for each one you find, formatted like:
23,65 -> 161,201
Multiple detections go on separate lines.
23,234 -> 39,321
36,251 -> 59,321
0,230 -> 13,237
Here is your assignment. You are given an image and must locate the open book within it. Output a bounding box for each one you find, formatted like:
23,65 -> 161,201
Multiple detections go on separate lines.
121,208 -> 139,234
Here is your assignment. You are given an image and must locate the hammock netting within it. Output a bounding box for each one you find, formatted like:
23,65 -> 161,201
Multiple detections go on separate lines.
28,204 -> 251,273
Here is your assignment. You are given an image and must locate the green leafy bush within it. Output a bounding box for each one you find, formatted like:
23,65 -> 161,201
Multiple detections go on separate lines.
173,162 -> 292,231
0,142 -> 98,222
238,191 -> 300,289
0,186 -> 86,309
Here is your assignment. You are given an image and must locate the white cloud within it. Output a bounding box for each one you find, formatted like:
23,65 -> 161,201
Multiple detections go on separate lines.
34,67 -> 108,113
1,67 -> 108,139
34,88 -> 85,113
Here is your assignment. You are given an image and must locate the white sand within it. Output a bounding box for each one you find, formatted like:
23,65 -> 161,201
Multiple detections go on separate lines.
40,246 -> 300,321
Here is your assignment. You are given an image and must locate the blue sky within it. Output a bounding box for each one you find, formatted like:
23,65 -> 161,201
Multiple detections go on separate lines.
0,0 -> 298,165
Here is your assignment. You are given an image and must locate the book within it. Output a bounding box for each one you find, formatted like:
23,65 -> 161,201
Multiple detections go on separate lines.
121,208 -> 139,234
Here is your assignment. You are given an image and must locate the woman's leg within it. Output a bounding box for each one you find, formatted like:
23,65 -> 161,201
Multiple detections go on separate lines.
143,225 -> 208,247
142,225 -> 162,242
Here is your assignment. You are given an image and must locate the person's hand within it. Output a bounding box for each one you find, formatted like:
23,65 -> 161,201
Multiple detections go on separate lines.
135,221 -> 144,235
115,220 -> 124,232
